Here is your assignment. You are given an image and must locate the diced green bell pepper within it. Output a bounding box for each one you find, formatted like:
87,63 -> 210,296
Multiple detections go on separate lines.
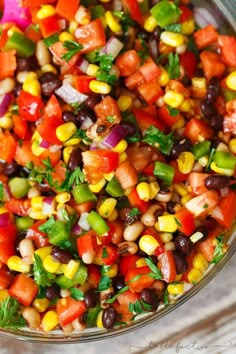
192,140 -> 211,160
154,161 -> 175,185
4,31 -> 36,57
48,221 -> 70,246
150,0 -> 181,28
213,151 -> 236,170
44,33 -> 60,47
72,183 -> 97,204
106,176 -> 124,197
87,210 -> 110,236
91,5 -> 105,19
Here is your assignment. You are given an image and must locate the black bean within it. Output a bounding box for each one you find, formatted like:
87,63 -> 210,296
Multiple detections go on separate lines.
39,72 -> 62,97
102,306 -> 117,329
16,57 -> 33,72
51,246 -> 73,264
210,114 -> 223,131
84,94 -> 101,110
140,288 -> 159,312
173,252 -> 188,274
195,68 -> 204,77
45,285 -> 60,301
194,225 -> 209,240
166,201 -> 176,214
175,234 -> 193,256
62,110 -> 78,125
112,276 -> 125,292
79,312 -> 88,324
170,137 -> 191,159
206,77 -> 220,103
68,148 -> 83,170
120,121 -> 137,137
38,183 -> 56,196
152,27 -> 161,41
84,289 -> 98,309
76,107 -> 96,125
200,99 -> 216,118
182,74 -> 191,87
138,28 -> 150,41
13,83 -> 23,97
3,161 -> 20,177
205,175 -> 230,190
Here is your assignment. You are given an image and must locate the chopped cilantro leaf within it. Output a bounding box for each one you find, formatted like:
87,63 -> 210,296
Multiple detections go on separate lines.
210,234 -> 225,264
102,247 -> 108,259
129,299 -> 152,319
0,297 -> 26,330
97,275 -> 112,292
137,35 -> 149,62
163,289 -> 169,305
113,11 -> 135,33
128,208 -> 141,217
73,128 -> 91,142
96,53 -> 114,72
62,40 -> 83,62
106,286 -> 130,304
96,70 -> 117,85
166,53 -> 180,79
38,216 -> 55,233
203,203 -> 209,209
70,287 -> 85,301
142,125 -> 174,155
146,258 -> 162,280
167,105 -> 180,117
126,274 -> 142,283
174,217 -> 182,227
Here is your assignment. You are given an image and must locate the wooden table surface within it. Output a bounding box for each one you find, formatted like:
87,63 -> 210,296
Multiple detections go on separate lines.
0,253 -> 235,354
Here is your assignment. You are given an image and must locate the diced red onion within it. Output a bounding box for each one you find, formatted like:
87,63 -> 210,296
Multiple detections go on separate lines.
55,83 -> 88,104
0,0 -> 32,30
80,117 -> 94,130
210,206 -> 223,221
220,187 -> 230,198
193,8 -> 219,29
49,144 -> 62,153
72,224 -> 82,235
42,197 -> 56,216
78,212 -> 91,231
102,125 -> 127,148
39,139 -> 50,149
43,196 -> 55,205
76,57 -> 89,74
101,36 -> 124,59
0,212 -> 10,227
58,19 -> 67,31
0,94 -> 13,117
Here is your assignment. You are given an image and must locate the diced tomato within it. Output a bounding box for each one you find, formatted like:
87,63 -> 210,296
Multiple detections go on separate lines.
121,0 -> 143,25
50,160 -> 66,186
119,255 -> 140,277
157,106 -> 181,127
75,19 -> 106,54
77,230 -> 98,260
170,160 -> 189,183
71,200 -> 95,214
179,51 -> 197,78
0,224 -> 17,264
188,172 -> 210,195
174,208 -> 195,236
94,96 -> 121,123
38,15 -> 60,38
5,199 -> 30,218
126,143 -> 153,172
25,24 -> 42,43
133,108 -> 165,132
106,220 -> 124,246
183,118 -> 214,144
158,250 -> 176,283
37,115 -> 63,145
17,91 -> 44,122
82,150 -> 119,174
9,274 -> 38,307
115,158 -> 138,189
0,50 -> 16,80
26,220 -> 49,248
179,5 -> 193,23
139,57 -> 161,82
0,129 -> 17,163
0,267 -> 14,289
49,41 -> 80,67
127,187 -> 150,213
44,94 -> 62,119
137,77 -> 164,104
200,51 -> 226,80
87,264 -> 101,288
125,70 -> 144,90
125,266 -> 155,293
193,24 -> 218,50
211,191 -> 236,230
95,245 -> 119,266
114,290 -> 140,322
185,190 -> 219,218
22,0 -> 56,7
74,75 -> 94,93
116,50 -> 141,77
56,0 -> 80,21
198,224 -> 223,262
57,296 -> 86,327
12,115 -> 28,139
218,35 -> 236,68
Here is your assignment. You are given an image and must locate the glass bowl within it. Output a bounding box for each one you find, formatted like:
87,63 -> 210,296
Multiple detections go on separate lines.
0,0 -> 235,343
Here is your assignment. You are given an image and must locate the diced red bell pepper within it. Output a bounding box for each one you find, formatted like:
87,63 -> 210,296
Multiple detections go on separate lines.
0,267 -> 14,289
37,114 -> 63,145
185,190 -> 219,218
5,198 -> 31,217
82,150 -> 120,174
183,118 -> 214,144
94,244 -> 119,266
74,75 -> 94,94
87,264 -> 101,288
75,19 -> 106,54
115,158 -> 138,190
77,230 -> 98,262
218,35 -> 236,67
26,220 -> 49,248
193,24 -> 218,50
137,77 -> 163,104
179,51 -> 197,78
125,266 -> 155,293
174,207 -> 195,236
116,50 -> 141,77
211,191 -> 236,230
200,51 -> 226,80
119,255 -> 140,277
121,0 -> 143,25
17,91 -> 44,122
45,94 -> 62,119
179,5 -> 193,23
57,296 -> 86,327
157,106 -> 181,127
133,108 -> 165,132
38,15 -> 60,38
56,0 -> 80,21
127,187 -> 150,213
0,129 -> 17,163
9,274 -> 38,307
158,250 -> 176,283
0,223 -> 17,264
12,114 -> 28,139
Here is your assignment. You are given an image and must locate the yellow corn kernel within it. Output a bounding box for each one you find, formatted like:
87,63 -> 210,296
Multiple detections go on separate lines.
68,20 -> 78,34
177,151 -> 195,174
164,90 -> 184,109
124,187 -> 132,196
59,31 -> 74,43
34,247 -> 52,262
193,253 -> 208,273
117,95 -> 132,111
136,258 -> 147,268
56,122 -> 77,142
89,178 -> 106,193
119,152 -> 127,164
210,161 -> 234,177
36,5 -> 56,19
112,139 -> 128,153
173,183 -> 188,197
89,80 -> 111,94
28,209 -> 45,220
0,290 -> 9,301
139,235 -> 159,255
41,64 -> 57,75
171,114 -> 185,130
0,114 -> 13,130
31,196 -> 44,210
105,11 -> 122,33
31,140 -> 46,157
43,255 -> 61,273
64,137 -> 81,146
96,310 -> 104,329
158,66 -> 170,87
181,18 -> 195,35
167,283 -> 184,295
56,263 -> 67,274
25,72 -> 38,81
149,182 -> 160,199
229,138 -> 236,154
108,208 -> 118,222
180,193 -> 192,206
191,77 -> 207,90
0,207 -> 8,214
23,79 -> 41,97
98,198 -> 117,218
156,215 -> 178,233
103,264 -> 118,278
7,256 -> 30,273
160,31 -> 185,47
179,98 -> 193,113
56,192 -> 71,204
103,172 -> 114,181
144,15 -> 158,33
226,71 -> 236,91
159,232 -> 173,243
63,146 -> 73,164
187,268 -> 203,284
33,298 -> 50,313
136,182 -> 150,202
86,64 -> 99,77
64,260 -> 80,279
41,310 -> 59,332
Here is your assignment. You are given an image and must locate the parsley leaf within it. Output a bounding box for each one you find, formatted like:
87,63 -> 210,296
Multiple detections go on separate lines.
68,167 -> 85,186
167,105 -> 180,117
33,254 -> 55,287
128,208 -> 141,217
166,53 -> 180,79
0,297 -> 26,330
96,70 -> 117,85
210,234 -> 225,264
102,247 -> 108,259
62,40 -> 83,62
146,258 -> 163,280
38,216 -> 55,233
106,286 -> 130,304
97,275 -> 112,292
142,125 -> 174,155
42,157 -> 57,188
129,299 -> 152,319
96,53 -> 114,72
70,287 -> 85,301
73,128 -> 91,142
